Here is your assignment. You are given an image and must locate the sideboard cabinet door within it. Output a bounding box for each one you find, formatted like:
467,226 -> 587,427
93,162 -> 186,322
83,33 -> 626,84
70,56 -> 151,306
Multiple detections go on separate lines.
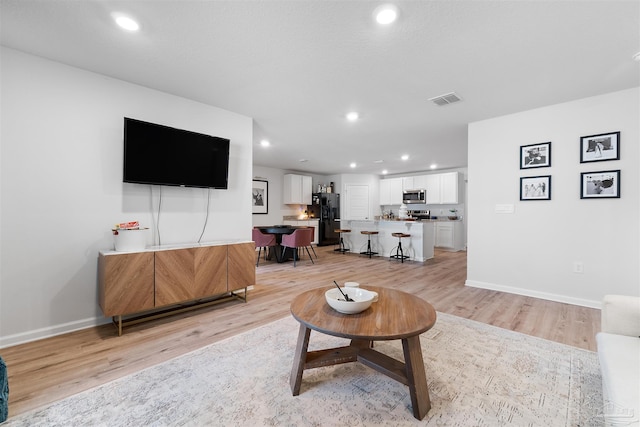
155,246 -> 227,307
99,252 -> 155,316
228,242 -> 255,292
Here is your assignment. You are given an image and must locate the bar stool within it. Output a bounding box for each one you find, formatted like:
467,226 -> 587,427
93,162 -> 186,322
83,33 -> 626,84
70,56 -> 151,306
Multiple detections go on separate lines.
390,232 -> 411,263
334,229 -> 351,253
359,231 -> 379,258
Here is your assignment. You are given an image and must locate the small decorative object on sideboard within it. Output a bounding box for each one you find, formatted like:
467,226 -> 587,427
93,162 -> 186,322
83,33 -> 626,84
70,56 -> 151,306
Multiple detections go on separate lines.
448,209 -> 458,220
112,221 -> 149,252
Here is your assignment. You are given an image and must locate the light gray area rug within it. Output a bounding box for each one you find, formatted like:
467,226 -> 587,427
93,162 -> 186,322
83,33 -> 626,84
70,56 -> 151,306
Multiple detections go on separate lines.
4,313 -> 604,426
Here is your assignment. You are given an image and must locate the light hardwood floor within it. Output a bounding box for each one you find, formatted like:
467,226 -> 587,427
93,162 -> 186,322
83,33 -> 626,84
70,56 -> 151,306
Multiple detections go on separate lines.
1,246 -> 600,418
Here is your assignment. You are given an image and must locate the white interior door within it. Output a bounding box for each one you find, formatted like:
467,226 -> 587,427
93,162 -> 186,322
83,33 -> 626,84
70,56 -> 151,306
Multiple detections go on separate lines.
344,184 -> 370,220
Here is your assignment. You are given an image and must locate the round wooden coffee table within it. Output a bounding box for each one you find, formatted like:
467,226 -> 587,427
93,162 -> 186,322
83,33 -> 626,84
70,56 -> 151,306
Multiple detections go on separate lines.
289,286 -> 437,420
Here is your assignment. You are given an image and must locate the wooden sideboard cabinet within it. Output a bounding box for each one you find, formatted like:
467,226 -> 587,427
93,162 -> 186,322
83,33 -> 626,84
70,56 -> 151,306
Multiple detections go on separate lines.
98,251 -> 155,317
99,241 -> 255,335
155,245 -> 228,306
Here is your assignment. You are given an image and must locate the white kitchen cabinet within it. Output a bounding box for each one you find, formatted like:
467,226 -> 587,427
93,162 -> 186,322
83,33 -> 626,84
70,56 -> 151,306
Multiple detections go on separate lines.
412,175 -> 429,190
425,175 -> 442,204
435,221 -> 464,251
440,172 -> 461,204
301,176 -> 312,205
379,179 -> 391,205
379,177 -> 403,205
283,174 -> 312,205
402,176 -> 414,190
424,172 -> 461,204
404,175 -> 429,190
381,172 -> 462,205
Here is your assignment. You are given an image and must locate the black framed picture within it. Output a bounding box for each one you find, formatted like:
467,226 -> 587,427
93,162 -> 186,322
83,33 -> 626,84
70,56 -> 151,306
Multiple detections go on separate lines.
520,175 -> 551,201
580,170 -> 620,199
520,142 -> 551,169
252,179 -> 268,214
580,131 -> 620,163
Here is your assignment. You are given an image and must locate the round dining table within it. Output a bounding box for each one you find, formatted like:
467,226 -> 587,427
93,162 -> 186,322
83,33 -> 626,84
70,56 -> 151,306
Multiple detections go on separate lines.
256,225 -> 310,262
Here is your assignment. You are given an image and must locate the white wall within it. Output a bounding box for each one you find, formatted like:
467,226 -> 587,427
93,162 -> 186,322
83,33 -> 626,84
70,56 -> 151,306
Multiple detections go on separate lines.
467,87 -> 639,307
0,47 -> 254,347
251,165 -> 300,226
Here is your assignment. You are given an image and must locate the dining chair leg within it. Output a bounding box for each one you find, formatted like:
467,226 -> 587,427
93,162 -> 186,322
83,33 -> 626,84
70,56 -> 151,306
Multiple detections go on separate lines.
284,246 -> 298,267
256,247 -> 262,267
305,247 -> 315,264
309,244 -> 317,259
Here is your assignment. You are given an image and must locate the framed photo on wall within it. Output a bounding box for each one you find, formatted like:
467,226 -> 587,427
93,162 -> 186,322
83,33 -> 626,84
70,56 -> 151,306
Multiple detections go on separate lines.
520,175 -> 551,201
252,179 -> 268,214
580,170 -> 620,199
580,131 -> 620,163
520,142 -> 551,169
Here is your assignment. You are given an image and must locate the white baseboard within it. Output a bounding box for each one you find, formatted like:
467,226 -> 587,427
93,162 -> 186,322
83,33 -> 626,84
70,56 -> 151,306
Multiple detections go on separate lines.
465,280 -> 601,309
0,316 -> 109,349
0,286 -> 258,349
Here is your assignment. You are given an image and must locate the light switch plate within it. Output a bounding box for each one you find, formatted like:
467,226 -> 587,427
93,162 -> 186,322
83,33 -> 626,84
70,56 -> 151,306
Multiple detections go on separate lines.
495,204 -> 515,214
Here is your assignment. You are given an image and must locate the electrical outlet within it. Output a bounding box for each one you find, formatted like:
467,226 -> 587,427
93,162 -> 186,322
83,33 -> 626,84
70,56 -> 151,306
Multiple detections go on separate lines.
573,262 -> 584,274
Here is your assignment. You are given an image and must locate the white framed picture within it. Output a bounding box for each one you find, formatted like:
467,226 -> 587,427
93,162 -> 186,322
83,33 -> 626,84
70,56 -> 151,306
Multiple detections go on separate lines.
580,170 -> 620,199
252,179 -> 268,214
580,131 -> 620,163
520,175 -> 551,201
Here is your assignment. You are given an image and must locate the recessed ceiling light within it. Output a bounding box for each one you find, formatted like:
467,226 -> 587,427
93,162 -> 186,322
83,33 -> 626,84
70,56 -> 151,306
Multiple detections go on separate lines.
113,14 -> 140,32
373,4 -> 399,25
430,163 -> 437,169
633,52 -> 640,62
346,111 -> 359,121
373,160 -> 384,163
350,162 -> 357,168
401,154 -> 409,161
382,169 -> 388,175
260,139 -> 270,147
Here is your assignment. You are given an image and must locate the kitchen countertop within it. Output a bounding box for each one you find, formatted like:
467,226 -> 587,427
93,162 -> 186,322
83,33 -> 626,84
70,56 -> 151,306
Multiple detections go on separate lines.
282,216 -> 320,221
371,218 -> 462,222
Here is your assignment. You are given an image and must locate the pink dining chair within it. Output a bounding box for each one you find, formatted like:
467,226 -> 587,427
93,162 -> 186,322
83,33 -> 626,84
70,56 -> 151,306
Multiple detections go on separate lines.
281,228 -> 315,267
306,226 -> 317,259
252,228 -> 277,267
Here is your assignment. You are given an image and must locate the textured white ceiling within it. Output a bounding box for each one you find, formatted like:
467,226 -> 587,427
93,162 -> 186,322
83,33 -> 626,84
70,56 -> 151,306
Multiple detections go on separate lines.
1,1 -> 638,175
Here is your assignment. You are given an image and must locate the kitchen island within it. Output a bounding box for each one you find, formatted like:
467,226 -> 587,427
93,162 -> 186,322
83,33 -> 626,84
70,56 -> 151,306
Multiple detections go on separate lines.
338,219 -> 435,262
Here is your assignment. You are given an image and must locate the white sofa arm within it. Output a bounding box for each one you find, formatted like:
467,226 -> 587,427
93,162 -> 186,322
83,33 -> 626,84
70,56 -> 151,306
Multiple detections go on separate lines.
601,294 -> 640,337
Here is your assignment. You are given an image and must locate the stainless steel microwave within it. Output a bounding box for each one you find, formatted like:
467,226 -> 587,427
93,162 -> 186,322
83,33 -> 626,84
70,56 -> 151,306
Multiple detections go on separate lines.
403,189 -> 426,205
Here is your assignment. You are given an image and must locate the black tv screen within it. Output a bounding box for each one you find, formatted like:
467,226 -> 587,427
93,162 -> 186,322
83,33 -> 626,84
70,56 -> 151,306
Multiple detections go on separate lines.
123,117 -> 230,189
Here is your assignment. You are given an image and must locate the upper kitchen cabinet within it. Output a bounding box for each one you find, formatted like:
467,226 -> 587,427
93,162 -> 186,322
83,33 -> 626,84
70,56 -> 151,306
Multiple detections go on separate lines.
283,174 -> 312,205
424,175 -> 442,204
404,175 -> 432,191
424,172 -> 462,204
440,172 -> 462,204
379,177 -> 403,205
402,176 -> 414,190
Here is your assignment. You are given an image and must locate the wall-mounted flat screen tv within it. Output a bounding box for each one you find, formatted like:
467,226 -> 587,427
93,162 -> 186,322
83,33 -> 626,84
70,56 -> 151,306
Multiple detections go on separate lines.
123,117 -> 230,189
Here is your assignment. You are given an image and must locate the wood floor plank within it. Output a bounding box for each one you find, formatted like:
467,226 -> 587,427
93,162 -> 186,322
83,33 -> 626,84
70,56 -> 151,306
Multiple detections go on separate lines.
1,247 -> 600,418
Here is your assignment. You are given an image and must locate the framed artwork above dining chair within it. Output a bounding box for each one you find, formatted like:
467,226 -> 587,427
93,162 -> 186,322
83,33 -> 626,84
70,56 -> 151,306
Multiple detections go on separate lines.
252,179 -> 268,214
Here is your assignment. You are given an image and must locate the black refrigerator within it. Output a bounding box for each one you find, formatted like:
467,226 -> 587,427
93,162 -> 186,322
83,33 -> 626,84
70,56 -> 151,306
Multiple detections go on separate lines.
308,193 -> 340,246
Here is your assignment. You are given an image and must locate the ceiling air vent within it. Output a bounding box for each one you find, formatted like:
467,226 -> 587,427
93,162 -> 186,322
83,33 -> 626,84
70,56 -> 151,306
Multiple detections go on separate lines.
428,92 -> 462,106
